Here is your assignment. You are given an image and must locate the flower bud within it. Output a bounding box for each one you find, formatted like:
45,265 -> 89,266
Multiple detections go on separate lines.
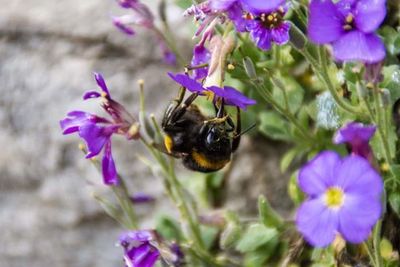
243,57 -> 257,80
289,23 -> 307,50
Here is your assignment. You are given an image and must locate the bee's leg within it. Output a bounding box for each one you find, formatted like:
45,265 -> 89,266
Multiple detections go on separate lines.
170,92 -> 198,122
151,142 -> 187,158
232,107 -> 241,152
162,87 -> 186,127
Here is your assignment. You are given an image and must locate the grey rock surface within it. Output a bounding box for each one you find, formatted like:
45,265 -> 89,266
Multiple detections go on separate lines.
0,1 -> 292,267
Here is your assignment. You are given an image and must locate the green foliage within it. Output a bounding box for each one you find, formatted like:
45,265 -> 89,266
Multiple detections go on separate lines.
258,111 -> 292,141
236,224 -> 278,253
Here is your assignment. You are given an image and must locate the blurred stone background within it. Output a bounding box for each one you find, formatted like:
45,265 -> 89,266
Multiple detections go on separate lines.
0,1 -> 292,266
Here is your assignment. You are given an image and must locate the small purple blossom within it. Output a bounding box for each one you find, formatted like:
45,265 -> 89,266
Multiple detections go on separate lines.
246,6 -> 291,50
167,72 -> 256,109
296,151 -> 383,247
308,0 -> 386,63
120,230 -> 160,267
241,0 -> 285,13
60,73 -> 139,185
333,122 -> 376,160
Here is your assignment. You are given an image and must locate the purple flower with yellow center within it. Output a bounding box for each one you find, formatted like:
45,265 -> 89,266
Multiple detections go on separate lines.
308,0 -> 386,63
296,151 -> 383,247
119,230 -> 160,267
168,72 -> 256,109
246,5 -> 291,50
333,122 -> 376,161
60,73 -> 140,185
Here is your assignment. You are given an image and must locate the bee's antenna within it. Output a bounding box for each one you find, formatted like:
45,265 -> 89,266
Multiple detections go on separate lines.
233,123 -> 257,138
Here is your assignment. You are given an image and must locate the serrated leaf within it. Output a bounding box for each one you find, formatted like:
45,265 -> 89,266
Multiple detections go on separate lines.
236,224 -> 278,252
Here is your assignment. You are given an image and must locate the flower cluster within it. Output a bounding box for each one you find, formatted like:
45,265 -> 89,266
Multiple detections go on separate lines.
185,0 -> 291,56
60,73 -> 140,185
168,72 -> 256,109
308,0 -> 386,63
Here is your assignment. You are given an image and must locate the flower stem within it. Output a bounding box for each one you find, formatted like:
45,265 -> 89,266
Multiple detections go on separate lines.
316,46 -> 361,115
373,220 -> 383,267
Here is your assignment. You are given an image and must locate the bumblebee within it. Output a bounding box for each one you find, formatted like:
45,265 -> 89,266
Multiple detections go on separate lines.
161,88 -> 241,172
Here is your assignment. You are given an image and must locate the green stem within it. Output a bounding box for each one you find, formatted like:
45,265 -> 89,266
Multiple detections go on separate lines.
363,242 -> 376,267
252,81 -> 312,141
373,220 -> 383,267
317,46 -> 361,115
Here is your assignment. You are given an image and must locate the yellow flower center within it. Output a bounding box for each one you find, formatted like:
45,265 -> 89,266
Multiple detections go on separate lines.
324,187 -> 345,209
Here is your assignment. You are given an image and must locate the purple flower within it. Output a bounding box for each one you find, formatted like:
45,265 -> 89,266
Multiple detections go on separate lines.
190,44 -> 211,80
130,193 -> 155,204
296,151 -> 383,247
333,122 -> 376,161
246,6 -> 291,50
112,0 -> 154,35
241,0 -> 285,13
208,86 -> 256,109
308,0 -> 386,63
120,230 -> 160,267
167,72 -> 256,109
60,73 -> 140,185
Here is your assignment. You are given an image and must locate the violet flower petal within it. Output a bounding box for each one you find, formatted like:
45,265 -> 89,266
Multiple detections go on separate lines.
60,111 -> 110,135
207,86 -> 256,110
338,194 -> 381,243
241,0 -> 285,13
120,230 -> 153,244
78,123 -> 115,158
134,244 -> 159,267
297,151 -> 341,196
333,122 -> 376,144
308,0 -> 344,44
248,22 -> 272,50
332,31 -> 386,63
296,197 -> 338,247
168,73 -> 206,94
113,16 -> 136,36
336,155 -> 383,197
83,91 -> 102,100
354,0 -> 386,33
209,0 -> 237,10
94,72 -> 111,95
227,3 -> 247,32
102,141 -> 118,185
191,45 -> 211,80
270,21 -> 291,45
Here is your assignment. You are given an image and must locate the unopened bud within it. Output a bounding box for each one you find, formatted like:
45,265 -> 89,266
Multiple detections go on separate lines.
127,122 -> 141,139
227,63 -> 235,70
289,23 -> 307,50
243,57 -> 257,80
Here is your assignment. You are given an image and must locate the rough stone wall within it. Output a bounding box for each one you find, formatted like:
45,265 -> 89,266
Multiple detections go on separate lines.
0,1 -> 292,267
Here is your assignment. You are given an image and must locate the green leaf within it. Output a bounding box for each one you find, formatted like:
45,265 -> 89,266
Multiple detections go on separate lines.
370,125 -> 397,161
220,222 -> 243,249
174,0 -> 192,9
389,192 -> 400,216
272,75 -> 304,114
201,225 -> 219,250
236,224 -> 278,253
381,65 -> 400,102
280,147 -> 298,172
288,171 -> 305,205
258,195 -> 283,228
258,111 -> 291,141
243,238 -> 279,267
156,215 -> 183,241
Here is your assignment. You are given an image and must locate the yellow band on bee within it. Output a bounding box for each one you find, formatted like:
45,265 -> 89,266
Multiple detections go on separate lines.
164,135 -> 173,154
191,151 -> 228,170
